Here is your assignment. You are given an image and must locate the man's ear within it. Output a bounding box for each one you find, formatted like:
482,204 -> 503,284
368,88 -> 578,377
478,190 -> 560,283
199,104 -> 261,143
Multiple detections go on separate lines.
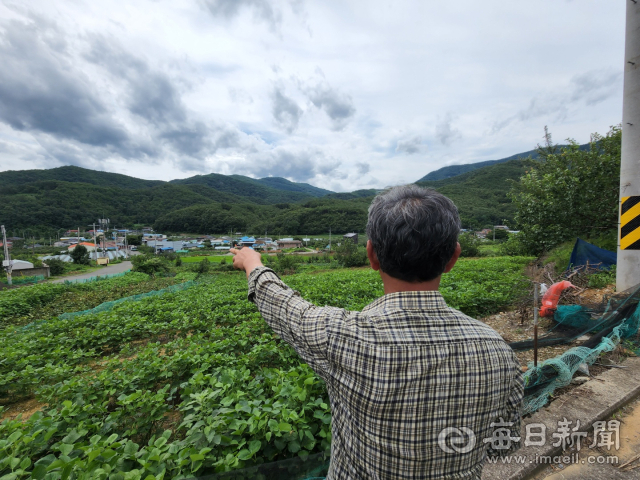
366,240 -> 380,271
443,242 -> 461,274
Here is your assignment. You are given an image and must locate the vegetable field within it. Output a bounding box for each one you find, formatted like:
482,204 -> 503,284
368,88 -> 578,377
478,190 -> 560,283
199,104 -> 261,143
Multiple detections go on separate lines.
0,256 -> 531,479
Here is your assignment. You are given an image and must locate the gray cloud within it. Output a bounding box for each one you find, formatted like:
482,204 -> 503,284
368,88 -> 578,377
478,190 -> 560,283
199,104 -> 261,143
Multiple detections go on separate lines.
569,69 -> 622,106
225,147 -> 340,182
355,162 -> 370,175
435,113 -> 460,146
200,0 -> 282,31
305,82 -> 356,130
86,36 -> 240,159
395,135 -> 424,155
271,86 -> 303,133
0,13 -> 247,170
493,68 -> 622,132
0,16 -> 131,153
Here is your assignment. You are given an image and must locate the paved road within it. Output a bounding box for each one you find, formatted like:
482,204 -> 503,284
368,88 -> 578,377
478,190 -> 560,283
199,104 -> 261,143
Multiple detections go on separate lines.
50,261 -> 133,283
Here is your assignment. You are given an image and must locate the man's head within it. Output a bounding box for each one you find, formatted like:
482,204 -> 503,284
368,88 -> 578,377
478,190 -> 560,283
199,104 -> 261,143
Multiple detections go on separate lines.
366,185 -> 461,282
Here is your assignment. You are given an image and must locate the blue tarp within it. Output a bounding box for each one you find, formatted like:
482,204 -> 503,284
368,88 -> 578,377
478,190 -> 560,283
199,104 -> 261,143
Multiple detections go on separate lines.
568,238 -> 616,270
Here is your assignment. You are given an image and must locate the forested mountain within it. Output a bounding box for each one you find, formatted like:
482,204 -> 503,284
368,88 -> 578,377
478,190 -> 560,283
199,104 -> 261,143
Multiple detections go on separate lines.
154,197 -> 372,236
253,177 -> 333,197
0,166 -> 164,189
416,143 -> 589,182
417,159 -> 532,228
169,174 -> 329,204
1,151 -> 535,235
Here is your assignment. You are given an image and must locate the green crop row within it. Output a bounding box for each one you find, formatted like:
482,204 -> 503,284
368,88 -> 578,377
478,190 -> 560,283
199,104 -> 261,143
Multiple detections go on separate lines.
0,256 -> 532,479
0,272 -> 198,328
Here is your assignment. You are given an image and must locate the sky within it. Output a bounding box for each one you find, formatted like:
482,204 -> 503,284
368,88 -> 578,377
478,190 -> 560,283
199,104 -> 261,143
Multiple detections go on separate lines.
0,0 -> 626,192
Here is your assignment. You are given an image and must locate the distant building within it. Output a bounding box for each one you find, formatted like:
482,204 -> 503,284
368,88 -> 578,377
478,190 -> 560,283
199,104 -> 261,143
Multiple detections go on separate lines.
277,239 -> 302,249
3,259 -> 33,270
68,242 -> 98,252
343,233 -> 358,244
239,236 -> 256,247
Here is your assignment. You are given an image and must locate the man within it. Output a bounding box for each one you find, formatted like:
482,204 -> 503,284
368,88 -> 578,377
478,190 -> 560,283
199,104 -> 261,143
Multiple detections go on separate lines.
231,185 -> 523,480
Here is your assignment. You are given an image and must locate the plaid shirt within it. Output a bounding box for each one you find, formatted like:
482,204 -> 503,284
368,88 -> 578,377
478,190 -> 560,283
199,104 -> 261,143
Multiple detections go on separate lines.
248,267 -> 523,480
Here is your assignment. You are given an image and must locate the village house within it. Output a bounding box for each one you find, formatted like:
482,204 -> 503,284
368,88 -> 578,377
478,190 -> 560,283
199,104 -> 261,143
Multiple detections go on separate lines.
277,238 -> 303,249
68,242 -> 99,252
343,233 -> 358,244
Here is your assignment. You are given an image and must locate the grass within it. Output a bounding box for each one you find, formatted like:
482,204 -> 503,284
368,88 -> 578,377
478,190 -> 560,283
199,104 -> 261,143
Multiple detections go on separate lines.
179,255 -> 232,263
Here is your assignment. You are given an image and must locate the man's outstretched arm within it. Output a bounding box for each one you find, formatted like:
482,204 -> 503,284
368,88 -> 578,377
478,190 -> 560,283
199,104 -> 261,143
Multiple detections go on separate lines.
230,248 -> 336,377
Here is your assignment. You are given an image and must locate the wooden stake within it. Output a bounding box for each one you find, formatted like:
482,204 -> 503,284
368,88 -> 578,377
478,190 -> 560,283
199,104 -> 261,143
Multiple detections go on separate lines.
533,282 -> 539,368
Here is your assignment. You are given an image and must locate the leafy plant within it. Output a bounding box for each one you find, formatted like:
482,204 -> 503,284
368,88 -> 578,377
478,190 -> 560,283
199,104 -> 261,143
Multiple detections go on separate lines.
70,244 -> 90,265
509,125 -> 621,255
458,233 -> 480,257
132,255 -> 170,276
333,241 -> 367,267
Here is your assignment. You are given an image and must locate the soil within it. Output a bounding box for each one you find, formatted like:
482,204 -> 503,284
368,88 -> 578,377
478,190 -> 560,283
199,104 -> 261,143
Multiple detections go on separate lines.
0,397 -> 48,423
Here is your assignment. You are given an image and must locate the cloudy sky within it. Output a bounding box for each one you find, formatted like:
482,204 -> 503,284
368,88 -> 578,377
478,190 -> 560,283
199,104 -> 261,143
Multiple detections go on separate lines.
0,1 -> 625,191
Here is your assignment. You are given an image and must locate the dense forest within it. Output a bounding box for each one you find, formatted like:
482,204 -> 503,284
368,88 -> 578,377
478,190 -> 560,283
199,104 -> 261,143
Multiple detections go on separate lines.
0,146 -> 552,236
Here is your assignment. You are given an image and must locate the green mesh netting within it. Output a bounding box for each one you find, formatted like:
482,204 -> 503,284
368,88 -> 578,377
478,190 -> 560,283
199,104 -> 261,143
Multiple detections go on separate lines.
63,270 -> 131,284
1,275 -> 45,285
58,280 -> 197,320
553,305 -> 595,328
522,283 -> 640,415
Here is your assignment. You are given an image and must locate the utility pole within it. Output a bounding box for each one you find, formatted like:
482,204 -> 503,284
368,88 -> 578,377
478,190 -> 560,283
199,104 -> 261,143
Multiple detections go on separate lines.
329,227 -> 332,251
1,225 -> 12,286
618,0 -> 640,291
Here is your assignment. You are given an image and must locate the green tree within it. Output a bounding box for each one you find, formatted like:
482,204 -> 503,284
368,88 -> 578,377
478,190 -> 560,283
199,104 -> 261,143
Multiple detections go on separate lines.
458,233 -> 480,257
70,244 -> 90,264
508,125 -> 621,255
131,255 -> 169,276
45,258 -> 66,275
126,235 -> 142,246
334,241 -> 368,267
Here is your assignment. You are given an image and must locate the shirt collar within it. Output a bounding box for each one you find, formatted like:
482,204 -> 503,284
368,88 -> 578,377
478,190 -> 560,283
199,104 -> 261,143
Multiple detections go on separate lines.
361,290 -> 448,314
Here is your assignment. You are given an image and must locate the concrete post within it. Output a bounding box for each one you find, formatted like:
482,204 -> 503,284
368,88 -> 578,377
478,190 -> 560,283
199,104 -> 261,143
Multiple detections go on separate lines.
617,0 -> 640,292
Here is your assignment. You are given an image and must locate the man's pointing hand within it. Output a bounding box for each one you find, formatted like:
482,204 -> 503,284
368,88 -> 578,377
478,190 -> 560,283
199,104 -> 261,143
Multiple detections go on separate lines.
230,247 -> 264,278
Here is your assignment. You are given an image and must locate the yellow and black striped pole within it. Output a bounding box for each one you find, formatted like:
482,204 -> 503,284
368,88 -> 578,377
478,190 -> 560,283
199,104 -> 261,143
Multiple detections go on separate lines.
621,196 -> 640,251
617,0 -> 640,292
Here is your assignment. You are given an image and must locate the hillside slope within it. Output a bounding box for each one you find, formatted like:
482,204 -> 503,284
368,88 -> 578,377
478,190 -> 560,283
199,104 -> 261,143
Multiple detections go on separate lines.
418,159 -> 531,228
169,173 -> 328,204
0,166 -> 164,189
417,143 -> 589,182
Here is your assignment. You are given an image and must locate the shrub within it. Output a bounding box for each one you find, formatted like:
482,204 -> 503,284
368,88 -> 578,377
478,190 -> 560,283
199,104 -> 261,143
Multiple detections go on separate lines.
70,245 -> 90,265
45,258 -> 66,276
588,265 -> 616,289
131,255 -> 169,276
458,233 -> 480,258
175,257 -> 182,267
334,241 -> 368,267
500,234 -> 529,257
192,258 -> 210,274
273,252 -> 300,275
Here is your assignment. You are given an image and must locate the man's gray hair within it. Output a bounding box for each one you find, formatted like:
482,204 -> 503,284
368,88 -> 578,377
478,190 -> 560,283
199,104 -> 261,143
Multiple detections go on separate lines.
366,185 -> 461,282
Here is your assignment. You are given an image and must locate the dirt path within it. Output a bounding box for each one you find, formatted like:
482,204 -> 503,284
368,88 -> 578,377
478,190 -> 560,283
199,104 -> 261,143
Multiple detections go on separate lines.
50,261 -> 133,283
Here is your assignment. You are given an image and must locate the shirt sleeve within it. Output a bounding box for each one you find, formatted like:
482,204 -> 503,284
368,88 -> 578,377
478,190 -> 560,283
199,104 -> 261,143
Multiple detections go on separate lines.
247,266 -> 343,378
